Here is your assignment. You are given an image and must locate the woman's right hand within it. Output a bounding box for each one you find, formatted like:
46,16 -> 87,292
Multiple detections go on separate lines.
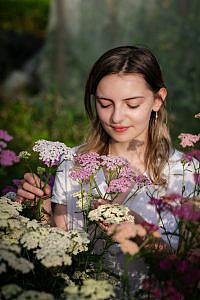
16,173 -> 51,203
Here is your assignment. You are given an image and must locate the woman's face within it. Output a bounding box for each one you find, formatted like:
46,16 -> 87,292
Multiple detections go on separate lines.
96,73 -> 164,146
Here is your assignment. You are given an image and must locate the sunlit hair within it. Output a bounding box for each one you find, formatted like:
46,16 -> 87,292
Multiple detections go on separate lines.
78,46 -> 172,185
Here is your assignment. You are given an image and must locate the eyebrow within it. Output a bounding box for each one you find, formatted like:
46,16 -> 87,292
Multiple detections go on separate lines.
96,96 -> 144,101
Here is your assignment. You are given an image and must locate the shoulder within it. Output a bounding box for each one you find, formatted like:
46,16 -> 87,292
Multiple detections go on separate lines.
168,149 -> 198,171
164,149 -> 198,196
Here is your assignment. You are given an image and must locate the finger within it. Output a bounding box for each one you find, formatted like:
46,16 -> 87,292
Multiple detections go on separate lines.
24,173 -> 41,187
23,181 -> 44,197
15,195 -> 24,203
93,199 -> 109,209
17,187 -> 37,200
44,185 -> 51,196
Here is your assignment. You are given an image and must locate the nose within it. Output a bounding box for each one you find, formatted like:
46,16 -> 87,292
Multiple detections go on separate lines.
111,105 -> 124,124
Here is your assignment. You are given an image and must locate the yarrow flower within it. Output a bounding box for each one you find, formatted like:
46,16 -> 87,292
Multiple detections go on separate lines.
172,203 -> 200,222
69,167 -> 95,182
18,151 -> 31,160
178,133 -> 200,148
64,278 -> 115,300
194,172 -> 200,184
182,149 -> 200,162
75,152 -> 100,168
149,197 -> 172,213
107,222 -> 146,255
141,221 -> 161,238
0,130 -> 13,142
88,203 -> 134,224
194,112 -> 200,119
106,177 -> 133,193
100,155 -> 130,171
0,285 -> 54,300
73,190 -> 91,210
33,139 -> 73,167
0,149 -> 19,166
133,174 -> 152,188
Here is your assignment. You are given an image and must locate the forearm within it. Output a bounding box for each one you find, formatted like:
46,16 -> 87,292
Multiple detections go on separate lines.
52,203 -> 68,231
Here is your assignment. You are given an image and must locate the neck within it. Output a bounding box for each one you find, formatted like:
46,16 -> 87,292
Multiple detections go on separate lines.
109,140 -> 147,172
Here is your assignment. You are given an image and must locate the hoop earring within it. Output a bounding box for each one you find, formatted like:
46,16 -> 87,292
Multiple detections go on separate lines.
155,111 -> 158,120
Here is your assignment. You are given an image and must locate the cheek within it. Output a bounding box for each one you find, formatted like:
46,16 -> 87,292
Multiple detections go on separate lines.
129,107 -> 152,124
96,108 -> 109,122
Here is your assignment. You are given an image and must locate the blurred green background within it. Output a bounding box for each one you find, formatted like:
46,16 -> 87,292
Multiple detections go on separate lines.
0,0 -> 200,191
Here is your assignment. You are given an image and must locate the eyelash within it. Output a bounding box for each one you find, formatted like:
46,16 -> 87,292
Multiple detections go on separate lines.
98,103 -> 140,109
128,105 -> 139,109
99,103 -> 112,108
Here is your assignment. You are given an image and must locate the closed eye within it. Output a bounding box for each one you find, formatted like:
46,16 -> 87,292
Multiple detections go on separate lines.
96,98 -> 112,108
128,104 -> 140,109
99,103 -> 112,108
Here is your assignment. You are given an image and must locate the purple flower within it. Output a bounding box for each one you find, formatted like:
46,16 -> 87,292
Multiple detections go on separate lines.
100,155 -> 129,171
133,174 -> 152,187
12,179 -> 22,187
182,149 -> 200,161
106,177 -> 133,193
75,152 -> 100,166
149,197 -> 171,213
159,255 -> 177,270
1,185 -> 17,195
0,141 -> 7,150
74,152 -> 100,173
69,167 -> 94,182
0,149 -> 20,166
175,259 -> 189,273
0,129 -> 13,142
194,172 -> 200,184
172,203 -> 200,222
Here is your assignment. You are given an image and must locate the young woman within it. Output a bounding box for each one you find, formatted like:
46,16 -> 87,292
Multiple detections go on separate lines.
16,46 -> 195,249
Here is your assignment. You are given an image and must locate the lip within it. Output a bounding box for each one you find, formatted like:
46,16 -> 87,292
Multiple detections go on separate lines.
112,126 -> 129,133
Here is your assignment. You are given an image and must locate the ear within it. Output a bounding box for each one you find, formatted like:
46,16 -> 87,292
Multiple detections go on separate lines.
153,87 -> 167,112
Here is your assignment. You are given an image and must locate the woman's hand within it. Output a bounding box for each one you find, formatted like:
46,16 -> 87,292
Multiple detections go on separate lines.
16,172 -> 51,203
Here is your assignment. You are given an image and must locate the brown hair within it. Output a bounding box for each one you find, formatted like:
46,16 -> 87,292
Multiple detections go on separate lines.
78,46 -> 172,185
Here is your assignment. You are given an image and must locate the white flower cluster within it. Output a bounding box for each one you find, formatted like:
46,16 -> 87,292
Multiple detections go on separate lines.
64,279 -> 115,300
0,284 -> 54,300
0,240 -> 34,274
88,204 -> 135,224
18,151 -> 31,160
33,139 -> 74,167
73,190 -> 91,211
21,227 -> 90,268
0,197 -> 90,270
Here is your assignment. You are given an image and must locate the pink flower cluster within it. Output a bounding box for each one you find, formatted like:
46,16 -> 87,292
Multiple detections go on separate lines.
101,155 -> 130,171
70,152 -> 153,199
0,129 -> 13,142
172,202 -> 200,222
0,130 -> 19,167
133,174 -> 152,187
182,149 -> 200,162
142,275 -> 192,300
106,177 -> 133,193
108,221 -> 146,255
70,152 -> 101,182
149,197 -> 172,213
194,112 -> 200,119
178,133 -> 200,148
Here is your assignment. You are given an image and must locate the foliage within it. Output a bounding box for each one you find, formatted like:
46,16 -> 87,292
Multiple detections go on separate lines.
0,96 -> 87,192
0,0 -> 50,36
